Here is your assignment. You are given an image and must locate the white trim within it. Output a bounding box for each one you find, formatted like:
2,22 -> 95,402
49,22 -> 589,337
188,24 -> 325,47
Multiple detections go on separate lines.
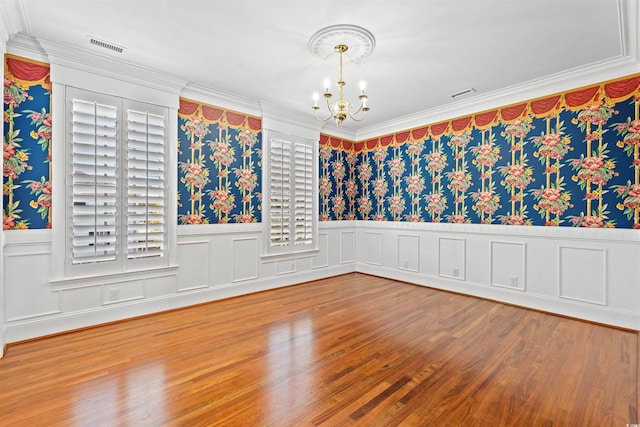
4,264 -> 355,343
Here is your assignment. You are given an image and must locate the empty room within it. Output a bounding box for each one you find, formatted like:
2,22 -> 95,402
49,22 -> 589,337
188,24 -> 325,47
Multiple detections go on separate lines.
0,0 -> 638,425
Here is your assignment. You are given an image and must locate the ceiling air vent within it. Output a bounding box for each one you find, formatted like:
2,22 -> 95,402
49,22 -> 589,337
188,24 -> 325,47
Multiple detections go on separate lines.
88,37 -> 125,53
450,88 -> 477,99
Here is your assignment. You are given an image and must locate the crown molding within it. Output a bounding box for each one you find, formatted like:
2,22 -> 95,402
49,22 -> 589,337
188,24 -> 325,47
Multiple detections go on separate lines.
182,83 -> 262,118
0,0 -> 26,48
355,0 -> 639,141
36,37 -> 188,95
260,100 -> 324,140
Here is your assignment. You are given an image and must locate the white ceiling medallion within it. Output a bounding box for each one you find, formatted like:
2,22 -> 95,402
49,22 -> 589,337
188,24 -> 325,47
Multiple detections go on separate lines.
308,24 -> 376,62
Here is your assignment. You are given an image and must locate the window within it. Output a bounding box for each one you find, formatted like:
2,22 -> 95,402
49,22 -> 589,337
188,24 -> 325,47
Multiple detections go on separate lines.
65,87 -> 168,276
264,130 -> 317,257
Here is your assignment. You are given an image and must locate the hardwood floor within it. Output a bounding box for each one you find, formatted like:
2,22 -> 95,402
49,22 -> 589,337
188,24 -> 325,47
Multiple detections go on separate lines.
0,273 -> 636,426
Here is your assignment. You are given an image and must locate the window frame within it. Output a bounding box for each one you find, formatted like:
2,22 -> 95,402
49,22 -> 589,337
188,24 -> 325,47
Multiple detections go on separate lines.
60,86 -> 171,278
262,129 -> 318,259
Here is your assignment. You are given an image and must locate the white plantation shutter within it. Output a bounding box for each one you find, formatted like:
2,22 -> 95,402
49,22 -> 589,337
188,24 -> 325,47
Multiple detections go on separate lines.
265,131 -> 317,256
65,87 -> 169,276
126,108 -> 165,259
294,142 -> 313,245
70,98 -> 118,264
269,138 -> 291,246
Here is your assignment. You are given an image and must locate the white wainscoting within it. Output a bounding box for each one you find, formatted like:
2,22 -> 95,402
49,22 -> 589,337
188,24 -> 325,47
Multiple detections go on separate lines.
2,222 -> 356,343
3,220 -> 639,344
355,221 -> 640,330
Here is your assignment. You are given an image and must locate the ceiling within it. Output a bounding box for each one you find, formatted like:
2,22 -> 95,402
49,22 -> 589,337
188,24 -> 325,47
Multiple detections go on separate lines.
4,0 -> 636,137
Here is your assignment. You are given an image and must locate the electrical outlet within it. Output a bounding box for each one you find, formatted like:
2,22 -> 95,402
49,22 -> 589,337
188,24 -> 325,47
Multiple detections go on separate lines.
453,268 -> 459,277
403,259 -> 409,268
109,288 -> 119,301
509,275 -> 518,286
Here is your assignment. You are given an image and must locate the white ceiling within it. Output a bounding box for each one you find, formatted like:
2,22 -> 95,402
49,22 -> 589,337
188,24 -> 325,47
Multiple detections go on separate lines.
4,0 -> 637,138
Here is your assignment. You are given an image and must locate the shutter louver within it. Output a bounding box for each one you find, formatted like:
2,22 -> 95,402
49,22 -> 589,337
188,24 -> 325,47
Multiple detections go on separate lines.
126,109 -> 165,259
294,143 -> 313,245
71,99 -> 118,264
270,138 -> 291,247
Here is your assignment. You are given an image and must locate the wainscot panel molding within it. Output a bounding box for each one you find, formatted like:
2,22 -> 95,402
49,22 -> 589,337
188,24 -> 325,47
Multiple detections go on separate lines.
354,221 -> 640,330
3,222 -> 354,343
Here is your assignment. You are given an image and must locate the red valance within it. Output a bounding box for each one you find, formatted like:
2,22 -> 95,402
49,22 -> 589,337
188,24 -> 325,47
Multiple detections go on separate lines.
500,103 -> 528,123
604,76 -> 640,102
365,138 -> 379,150
202,105 -> 224,122
474,110 -> 498,129
451,116 -> 472,133
431,122 -> 450,138
225,111 -> 245,127
248,117 -> 262,131
178,97 -> 261,132
411,127 -> 429,140
179,99 -> 199,116
530,95 -> 561,117
564,86 -> 600,111
380,135 -> 393,147
6,56 -> 50,84
395,131 -> 410,144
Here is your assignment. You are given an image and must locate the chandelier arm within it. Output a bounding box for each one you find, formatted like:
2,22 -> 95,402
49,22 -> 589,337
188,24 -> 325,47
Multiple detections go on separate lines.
347,108 -> 368,122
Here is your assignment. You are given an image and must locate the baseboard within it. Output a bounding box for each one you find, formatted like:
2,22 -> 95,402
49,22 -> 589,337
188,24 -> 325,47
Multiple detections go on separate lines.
4,264 -> 355,343
356,262 -> 640,331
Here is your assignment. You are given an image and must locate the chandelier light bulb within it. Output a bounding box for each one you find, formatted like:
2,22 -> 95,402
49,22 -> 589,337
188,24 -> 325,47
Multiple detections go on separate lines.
310,43 -> 371,126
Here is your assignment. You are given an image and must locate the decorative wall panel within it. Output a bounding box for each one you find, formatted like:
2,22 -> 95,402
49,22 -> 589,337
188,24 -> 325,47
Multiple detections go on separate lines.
232,237 -> 258,282
438,237 -> 466,280
364,232 -> 383,265
559,246 -> 607,305
491,241 -> 526,290
177,240 -> 210,291
340,231 -> 356,264
398,234 -> 419,272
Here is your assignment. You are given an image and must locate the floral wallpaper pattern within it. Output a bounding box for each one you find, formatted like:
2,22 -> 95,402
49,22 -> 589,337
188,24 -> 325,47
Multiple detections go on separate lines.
178,98 -> 262,224
320,74 -> 640,229
3,55 -> 52,230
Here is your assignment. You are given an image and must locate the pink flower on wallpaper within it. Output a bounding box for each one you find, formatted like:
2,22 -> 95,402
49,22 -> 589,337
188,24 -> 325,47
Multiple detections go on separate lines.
542,188 -> 562,202
577,215 -> 605,228
3,142 -> 15,160
582,156 -> 604,171
331,195 -> 346,216
450,214 -> 466,224
357,196 -> 372,217
449,134 -> 471,148
181,214 -> 204,225
505,215 -> 525,226
3,215 -> 16,230
331,160 -> 346,181
371,179 -> 388,197
344,180 -> 357,199
319,147 -> 332,162
357,162 -> 373,182
404,174 -> 425,195
372,147 -> 388,163
319,177 -> 332,196
386,157 -> 406,178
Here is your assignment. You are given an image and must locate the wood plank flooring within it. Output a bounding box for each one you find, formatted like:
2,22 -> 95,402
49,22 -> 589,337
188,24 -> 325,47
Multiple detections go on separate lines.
0,273 -> 636,426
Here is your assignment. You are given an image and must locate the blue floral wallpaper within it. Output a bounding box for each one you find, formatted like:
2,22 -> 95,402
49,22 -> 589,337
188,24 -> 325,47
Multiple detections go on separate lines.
178,98 -> 262,224
3,54 -> 52,230
320,74 -> 640,229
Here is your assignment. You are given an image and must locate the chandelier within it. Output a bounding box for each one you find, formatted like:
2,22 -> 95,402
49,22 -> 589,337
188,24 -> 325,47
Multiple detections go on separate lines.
312,44 -> 369,126
308,25 -> 375,126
